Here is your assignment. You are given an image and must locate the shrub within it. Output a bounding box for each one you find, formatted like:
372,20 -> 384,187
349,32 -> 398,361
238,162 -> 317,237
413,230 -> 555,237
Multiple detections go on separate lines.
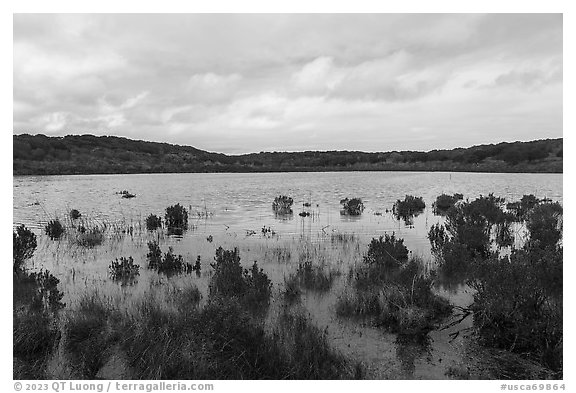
393,195 -> 426,223
506,194 -> 541,220
13,238 -> 63,380
364,233 -> 408,270
193,256 -> 201,276
272,195 -> 294,215
45,219 -> 65,239
109,256 -> 140,285
147,242 -> 193,276
145,214 -> 162,231
209,247 -> 272,309
337,237 -> 451,335
160,248 -> 193,275
165,203 -> 188,232
13,225 -> 37,271
70,209 -> 81,219
469,246 -> 562,374
282,274 -> 302,303
433,193 -> 463,213
146,241 -> 162,269
75,226 -> 104,248
340,197 -> 364,216
526,202 -> 562,249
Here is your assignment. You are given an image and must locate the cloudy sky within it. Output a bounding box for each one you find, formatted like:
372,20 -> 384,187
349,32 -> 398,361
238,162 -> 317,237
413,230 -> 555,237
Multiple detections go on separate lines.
13,14 -> 562,154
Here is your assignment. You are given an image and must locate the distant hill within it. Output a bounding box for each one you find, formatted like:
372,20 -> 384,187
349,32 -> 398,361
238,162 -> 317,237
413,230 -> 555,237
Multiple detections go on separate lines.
13,134 -> 562,175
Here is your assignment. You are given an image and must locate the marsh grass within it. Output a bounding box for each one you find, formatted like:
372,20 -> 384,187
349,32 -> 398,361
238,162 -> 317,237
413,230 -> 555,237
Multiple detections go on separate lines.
58,281 -> 358,379
330,232 -> 357,245
63,292 -> 122,378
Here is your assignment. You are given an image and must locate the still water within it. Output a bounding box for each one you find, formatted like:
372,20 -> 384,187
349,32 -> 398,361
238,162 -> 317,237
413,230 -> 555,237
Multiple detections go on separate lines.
13,171 -> 563,379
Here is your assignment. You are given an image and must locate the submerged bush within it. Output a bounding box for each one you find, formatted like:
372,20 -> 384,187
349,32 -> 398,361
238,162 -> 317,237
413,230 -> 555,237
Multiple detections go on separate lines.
109,256 -> 140,285
70,209 -> 82,220
145,214 -> 162,231
272,195 -> 294,215
337,258 -> 450,334
13,225 -> 37,271
147,241 -> 193,276
45,219 -> 65,239
209,247 -> 272,309
75,226 -> 104,248
364,234 -> 409,270
393,195 -> 426,223
165,203 -> 188,233
146,241 -> 162,269
506,194 -> 541,220
433,193 -> 463,213
340,197 -> 364,216
337,235 -> 450,335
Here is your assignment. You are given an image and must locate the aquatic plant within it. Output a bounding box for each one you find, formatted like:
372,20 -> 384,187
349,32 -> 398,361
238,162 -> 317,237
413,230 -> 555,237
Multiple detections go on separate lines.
44,219 -> 65,240
340,197 -> 364,216
13,224 -> 37,271
145,214 -> 162,231
165,203 -> 188,233
109,256 -> 140,284
272,195 -> 294,215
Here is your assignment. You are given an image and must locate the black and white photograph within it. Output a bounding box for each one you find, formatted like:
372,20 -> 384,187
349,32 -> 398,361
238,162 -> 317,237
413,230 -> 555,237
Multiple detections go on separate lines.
11,11 -> 565,384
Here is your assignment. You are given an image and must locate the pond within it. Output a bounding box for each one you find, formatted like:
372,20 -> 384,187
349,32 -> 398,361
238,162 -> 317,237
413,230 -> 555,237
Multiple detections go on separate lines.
13,171 -> 563,379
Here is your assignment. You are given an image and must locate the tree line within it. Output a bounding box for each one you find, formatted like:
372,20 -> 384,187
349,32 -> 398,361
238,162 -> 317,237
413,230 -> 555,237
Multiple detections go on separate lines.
13,134 -> 562,175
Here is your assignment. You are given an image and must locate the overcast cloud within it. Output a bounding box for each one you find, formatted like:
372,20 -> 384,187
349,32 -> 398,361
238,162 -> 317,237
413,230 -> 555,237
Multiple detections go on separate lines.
13,14 -> 562,154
